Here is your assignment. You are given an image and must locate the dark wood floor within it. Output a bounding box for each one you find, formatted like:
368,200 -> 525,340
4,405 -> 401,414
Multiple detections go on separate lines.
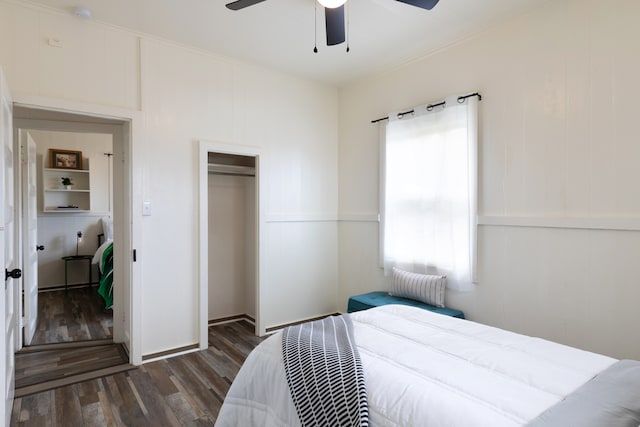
32,287 -> 113,345
16,341 -> 130,391
11,320 -> 265,426
14,287 -> 123,398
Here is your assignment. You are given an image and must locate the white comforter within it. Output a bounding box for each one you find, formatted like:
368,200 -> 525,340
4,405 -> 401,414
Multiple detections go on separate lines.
92,239 -> 113,270
215,305 -> 616,426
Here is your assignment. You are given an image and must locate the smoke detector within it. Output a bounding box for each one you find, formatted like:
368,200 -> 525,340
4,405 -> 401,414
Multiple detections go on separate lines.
74,7 -> 92,20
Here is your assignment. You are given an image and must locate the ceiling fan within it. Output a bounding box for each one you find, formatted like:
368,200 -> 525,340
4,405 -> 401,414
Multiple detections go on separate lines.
225,0 -> 440,47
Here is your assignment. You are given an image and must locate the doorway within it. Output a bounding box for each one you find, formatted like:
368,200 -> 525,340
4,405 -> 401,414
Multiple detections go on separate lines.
13,105 -> 133,355
207,152 -> 256,323
22,128 -> 114,345
198,141 -> 265,349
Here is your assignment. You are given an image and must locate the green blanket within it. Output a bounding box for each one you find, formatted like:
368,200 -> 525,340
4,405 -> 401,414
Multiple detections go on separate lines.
98,242 -> 114,309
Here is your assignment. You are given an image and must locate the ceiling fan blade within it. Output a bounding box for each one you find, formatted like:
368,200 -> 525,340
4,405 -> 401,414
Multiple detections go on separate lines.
325,5 -> 346,46
395,0 -> 440,10
225,0 -> 267,11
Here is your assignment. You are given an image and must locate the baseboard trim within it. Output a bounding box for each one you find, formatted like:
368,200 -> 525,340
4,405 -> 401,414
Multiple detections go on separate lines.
38,283 -> 98,293
208,314 -> 254,326
265,312 -> 341,334
142,344 -> 200,362
19,338 -> 114,353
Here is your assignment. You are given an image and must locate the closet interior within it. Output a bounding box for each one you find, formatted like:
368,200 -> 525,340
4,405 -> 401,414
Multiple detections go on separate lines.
207,152 -> 256,323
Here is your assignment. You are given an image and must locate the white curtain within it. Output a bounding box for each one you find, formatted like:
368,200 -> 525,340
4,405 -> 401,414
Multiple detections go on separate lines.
381,95 -> 477,291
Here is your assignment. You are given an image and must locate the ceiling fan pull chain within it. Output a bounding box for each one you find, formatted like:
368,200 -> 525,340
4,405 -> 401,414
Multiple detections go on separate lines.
313,0 -> 318,53
346,1 -> 350,53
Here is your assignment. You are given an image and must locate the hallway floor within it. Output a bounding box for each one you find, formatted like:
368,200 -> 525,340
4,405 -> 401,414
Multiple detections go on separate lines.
31,287 -> 112,345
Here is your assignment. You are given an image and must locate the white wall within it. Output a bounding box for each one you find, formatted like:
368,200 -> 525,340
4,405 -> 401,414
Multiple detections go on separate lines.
338,0 -> 640,359
28,129 -> 112,289
138,39 -> 338,353
0,0 -> 339,356
0,2 -> 138,110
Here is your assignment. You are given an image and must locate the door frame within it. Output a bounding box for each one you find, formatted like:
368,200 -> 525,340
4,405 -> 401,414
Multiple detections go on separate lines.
1,67 -> 16,427
11,94 -> 143,364
198,140 -> 265,347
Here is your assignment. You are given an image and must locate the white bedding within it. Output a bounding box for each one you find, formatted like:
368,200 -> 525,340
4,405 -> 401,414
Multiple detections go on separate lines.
92,239 -> 112,269
215,305 -> 616,426
92,216 -> 114,269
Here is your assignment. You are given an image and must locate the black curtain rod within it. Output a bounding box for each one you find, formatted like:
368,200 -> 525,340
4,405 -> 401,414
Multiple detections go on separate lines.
371,92 -> 482,124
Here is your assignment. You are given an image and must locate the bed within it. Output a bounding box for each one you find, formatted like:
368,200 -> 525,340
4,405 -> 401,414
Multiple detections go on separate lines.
215,304 -> 640,426
92,217 -> 114,309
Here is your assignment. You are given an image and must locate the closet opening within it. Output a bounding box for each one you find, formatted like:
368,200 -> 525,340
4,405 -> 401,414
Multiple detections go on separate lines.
207,152 -> 257,327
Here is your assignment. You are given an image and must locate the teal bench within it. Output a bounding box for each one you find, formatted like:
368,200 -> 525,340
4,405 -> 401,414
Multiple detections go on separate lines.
347,291 -> 465,319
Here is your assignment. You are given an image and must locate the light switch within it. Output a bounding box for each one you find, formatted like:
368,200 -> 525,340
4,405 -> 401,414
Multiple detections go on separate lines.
142,201 -> 152,216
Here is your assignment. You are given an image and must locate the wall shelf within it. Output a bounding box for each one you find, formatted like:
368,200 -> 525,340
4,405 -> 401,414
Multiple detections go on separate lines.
42,167 -> 91,212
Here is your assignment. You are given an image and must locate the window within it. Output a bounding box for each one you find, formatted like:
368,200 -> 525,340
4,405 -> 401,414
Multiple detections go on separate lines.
381,94 -> 478,291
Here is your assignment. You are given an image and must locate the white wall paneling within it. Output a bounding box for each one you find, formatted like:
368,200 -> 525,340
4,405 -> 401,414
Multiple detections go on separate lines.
0,1 -> 139,109
338,0 -> 640,360
263,220 -> 338,328
0,0 -> 338,359
143,29 -> 338,354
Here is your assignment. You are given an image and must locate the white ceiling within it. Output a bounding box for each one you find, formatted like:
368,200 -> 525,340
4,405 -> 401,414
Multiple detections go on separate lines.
22,0 -> 547,87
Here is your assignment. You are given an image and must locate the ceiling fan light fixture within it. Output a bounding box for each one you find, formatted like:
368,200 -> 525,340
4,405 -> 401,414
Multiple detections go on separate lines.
318,0 -> 347,9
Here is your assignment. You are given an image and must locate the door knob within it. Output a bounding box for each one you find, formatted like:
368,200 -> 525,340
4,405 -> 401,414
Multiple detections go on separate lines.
36,245 -> 45,251
5,268 -> 22,281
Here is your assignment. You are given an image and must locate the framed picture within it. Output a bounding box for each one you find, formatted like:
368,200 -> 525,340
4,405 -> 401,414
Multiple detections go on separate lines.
50,149 -> 83,170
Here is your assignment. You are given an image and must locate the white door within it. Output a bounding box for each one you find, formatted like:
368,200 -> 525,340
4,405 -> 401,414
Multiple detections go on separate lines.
21,131 -> 38,346
0,68 -> 16,427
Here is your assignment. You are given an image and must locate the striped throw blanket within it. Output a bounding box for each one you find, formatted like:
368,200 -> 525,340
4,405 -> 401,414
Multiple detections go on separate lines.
281,315 -> 368,427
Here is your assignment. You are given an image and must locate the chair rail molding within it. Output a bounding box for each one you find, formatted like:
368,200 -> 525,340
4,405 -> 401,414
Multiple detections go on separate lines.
477,216 -> 640,232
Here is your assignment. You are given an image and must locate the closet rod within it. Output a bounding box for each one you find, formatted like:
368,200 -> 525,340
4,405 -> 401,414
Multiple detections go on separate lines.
208,171 -> 255,177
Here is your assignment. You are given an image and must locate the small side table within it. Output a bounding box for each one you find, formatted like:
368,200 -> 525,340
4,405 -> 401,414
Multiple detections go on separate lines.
61,255 -> 94,292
